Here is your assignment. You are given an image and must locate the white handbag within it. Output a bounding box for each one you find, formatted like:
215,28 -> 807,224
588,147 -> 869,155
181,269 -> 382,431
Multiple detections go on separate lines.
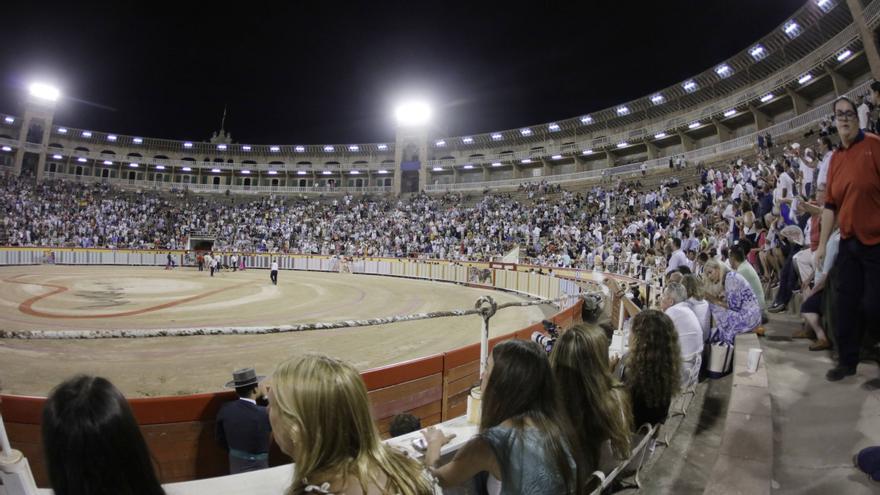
707,333 -> 734,379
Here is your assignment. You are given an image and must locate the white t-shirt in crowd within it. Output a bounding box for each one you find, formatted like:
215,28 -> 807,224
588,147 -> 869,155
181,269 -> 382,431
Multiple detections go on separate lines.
817,152 -> 833,188
271,261 -> 279,271
685,298 -> 712,343
666,249 -> 691,274
777,172 -> 795,200
665,302 -> 704,357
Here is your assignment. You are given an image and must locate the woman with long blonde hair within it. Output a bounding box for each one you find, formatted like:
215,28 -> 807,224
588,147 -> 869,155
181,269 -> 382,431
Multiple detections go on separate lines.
269,354 -> 438,495
551,324 -> 633,473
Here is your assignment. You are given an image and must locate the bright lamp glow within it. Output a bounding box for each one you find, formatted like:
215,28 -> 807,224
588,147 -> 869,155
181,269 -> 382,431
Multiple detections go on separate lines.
77,157 -> 87,162
688,122 -> 701,129
491,162 -> 502,167
580,115 -> 593,124
616,106 -> 629,116
348,145 -> 359,152
241,170 -> 250,174
52,154 -> 63,159
323,145 -> 335,152
350,170 -> 360,174
103,160 -> 112,165
129,163 -> 138,168
4,116 -> 14,123
582,149 -> 593,155
432,166 -> 443,171
211,168 -> 221,173
322,170 -> 332,175
750,45 -> 766,60
837,49 -> 852,62
107,135 -> 117,141
798,74 -> 813,84
294,146 -> 305,152
394,101 -> 432,126
462,137 -> 473,144
377,144 -> 388,150
268,170 -> 278,175
683,80 -> 697,92
760,93 -> 774,103
724,109 -> 737,117
57,127 -> 67,134
715,64 -> 732,77
650,95 -> 664,104
29,83 -> 60,102
378,169 -> 388,174
297,170 -> 307,175
654,132 -> 667,139
551,154 -> 563,160
242,145 -> 251,151
491,133 -> 503,140
217,144 -> 227,151
1,146 -> 12,152
617,142 -> 629,148
435,140 -> 446,147
270,146 -> 280,152
156,165 -> 165,170
521,159 -> 532,164
184,142 -> 193,148
82,131 -> 92,138
463,164 -> 474,169
520,128 -> 533,136
182,166 -> 192,171
548,123 -> 560,132
132,138 -> 143,144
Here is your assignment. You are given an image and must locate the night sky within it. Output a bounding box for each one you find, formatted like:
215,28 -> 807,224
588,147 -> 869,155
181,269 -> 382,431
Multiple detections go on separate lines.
0,1 -> 805,145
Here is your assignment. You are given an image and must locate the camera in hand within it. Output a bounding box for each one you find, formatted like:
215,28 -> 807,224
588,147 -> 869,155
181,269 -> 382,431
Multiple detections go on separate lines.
531,320 -> 559,354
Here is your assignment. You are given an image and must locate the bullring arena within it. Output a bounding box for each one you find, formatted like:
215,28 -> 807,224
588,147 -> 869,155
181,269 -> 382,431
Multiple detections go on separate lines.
0,255 -> 549,397
3,0 -> 880,493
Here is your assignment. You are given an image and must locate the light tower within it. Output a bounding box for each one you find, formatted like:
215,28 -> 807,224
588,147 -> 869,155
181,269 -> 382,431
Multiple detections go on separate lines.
13,83 -> 60,181
393,101 -> 432,195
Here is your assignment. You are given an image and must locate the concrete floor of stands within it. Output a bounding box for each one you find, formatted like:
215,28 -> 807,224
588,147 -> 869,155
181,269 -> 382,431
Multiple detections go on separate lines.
620,313 -> 880,494
760,313 -> 880,494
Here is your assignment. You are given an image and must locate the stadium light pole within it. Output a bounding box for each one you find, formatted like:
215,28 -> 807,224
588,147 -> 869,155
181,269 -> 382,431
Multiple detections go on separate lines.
392,100 -> 432,195
14,82 -> 61,180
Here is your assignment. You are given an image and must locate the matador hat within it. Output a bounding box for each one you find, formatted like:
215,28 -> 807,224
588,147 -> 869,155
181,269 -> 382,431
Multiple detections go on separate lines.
225,367 -> 266,389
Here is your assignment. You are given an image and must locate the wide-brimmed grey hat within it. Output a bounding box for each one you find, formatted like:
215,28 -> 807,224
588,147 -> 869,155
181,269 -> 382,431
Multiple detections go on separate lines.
224,367 -> 266,389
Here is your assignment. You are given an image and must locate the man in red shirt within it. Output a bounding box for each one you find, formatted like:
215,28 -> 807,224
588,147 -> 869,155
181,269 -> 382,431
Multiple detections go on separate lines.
816,96 -> 880,382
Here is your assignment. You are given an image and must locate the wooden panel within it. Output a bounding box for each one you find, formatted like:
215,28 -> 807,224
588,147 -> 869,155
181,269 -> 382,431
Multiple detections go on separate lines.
361,354 -> 443,390
376,400 -> 442,437
0,395 -> 45,424
130,391 -> 236,424
368,374 -> 442,420
141,420 -> 230,482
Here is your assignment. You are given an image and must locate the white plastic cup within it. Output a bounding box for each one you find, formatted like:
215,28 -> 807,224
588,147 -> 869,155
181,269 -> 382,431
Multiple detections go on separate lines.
747,348 -> 763,373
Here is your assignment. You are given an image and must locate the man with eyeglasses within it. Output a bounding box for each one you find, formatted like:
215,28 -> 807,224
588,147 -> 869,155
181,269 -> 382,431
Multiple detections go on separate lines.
816,96 -> 880,382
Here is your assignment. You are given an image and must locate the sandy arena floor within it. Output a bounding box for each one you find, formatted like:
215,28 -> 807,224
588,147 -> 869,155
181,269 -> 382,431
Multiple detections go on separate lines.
0,265 -> 545,397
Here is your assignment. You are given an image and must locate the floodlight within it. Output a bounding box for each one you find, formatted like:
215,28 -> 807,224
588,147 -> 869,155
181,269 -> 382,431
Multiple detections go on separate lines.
378,169 -> 388,174
715,64 -> 732,78
1,146 -> 11,152
463,164 -> 474,169
435,140 -> 446,147
548,123 -> 560,132
654,132 -> 667,139
837,50 -> 852,62
617,142 -> 629,148
521,159 -> 532,164
551,154 -> 563,160
294,146 -> 305,152
268,170 -> 278,175
129,163 -> 138,168
270,146 -> 280,152
491,162 -> 502,167
156,165 -> 165,170
322,170 -> 332,175
184,142 -> 193,148
798,74 -> 813,85
348,145 -> 359,151
323,145 -> 335,152
651,95 -> 664,104
82,131 -> 92,138
29,83 -> 60,102
241,170 -> 250,174
462,137 -> 473,144
103,160 -> 112,165
616,106 -> 629,116
242,145 -> 252,151
77,157 -> 87,162
394,101 -> 432,126
491,133 -> 503,140
52,154 -> 63,159
723,109 -> 737,117
817,0 -> 833,12
683,80 -> 697,92
217,144 -> 227,151
783,21 -> 799,35
297,170 -> 307,175
350,170 -> 360,174
57,127 -> 67,134
760,93 -> 774,103
520,128 -> 533,136
580,115 -> 593,124
182,166 -> 192,171
433,167 -> 443,171
377,144 -> 388,150
132,137 -> 143,144
107,135 -> 117,141
749,45 -> 766,60
582,149 -> 593,155
211,168 -> 221,173
4,117 -> 14,123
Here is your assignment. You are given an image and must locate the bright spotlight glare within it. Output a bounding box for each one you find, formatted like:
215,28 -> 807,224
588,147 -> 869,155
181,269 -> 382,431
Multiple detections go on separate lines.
29,83 -> 60,102
394,101 -> 432,126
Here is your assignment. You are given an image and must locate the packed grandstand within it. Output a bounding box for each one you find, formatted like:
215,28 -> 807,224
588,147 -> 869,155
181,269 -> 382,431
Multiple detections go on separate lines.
1,0 -> 880,494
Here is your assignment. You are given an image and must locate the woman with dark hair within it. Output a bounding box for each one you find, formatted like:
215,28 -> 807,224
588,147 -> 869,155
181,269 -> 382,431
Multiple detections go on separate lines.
424,339 -> 586,494
551,324 -> 633,474
615,310 -> 681,427
42,375 -> 165,495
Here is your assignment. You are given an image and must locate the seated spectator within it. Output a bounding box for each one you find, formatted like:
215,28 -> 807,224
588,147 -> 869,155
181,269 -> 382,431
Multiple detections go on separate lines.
702,259 -> 762,345
389,413 -> 422,438
424,339 -> 586,494
796,228 -> 840,351
658,282 -> 704,359
550,323 -> 633,474
269,354 -> 439,494
42,375 -> 165,495
681,274 -> 711,343
614,310 -> 681,428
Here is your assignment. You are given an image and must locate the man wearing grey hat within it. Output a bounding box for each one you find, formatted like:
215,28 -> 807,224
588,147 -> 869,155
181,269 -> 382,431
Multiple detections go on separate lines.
215,367 -> 272,474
